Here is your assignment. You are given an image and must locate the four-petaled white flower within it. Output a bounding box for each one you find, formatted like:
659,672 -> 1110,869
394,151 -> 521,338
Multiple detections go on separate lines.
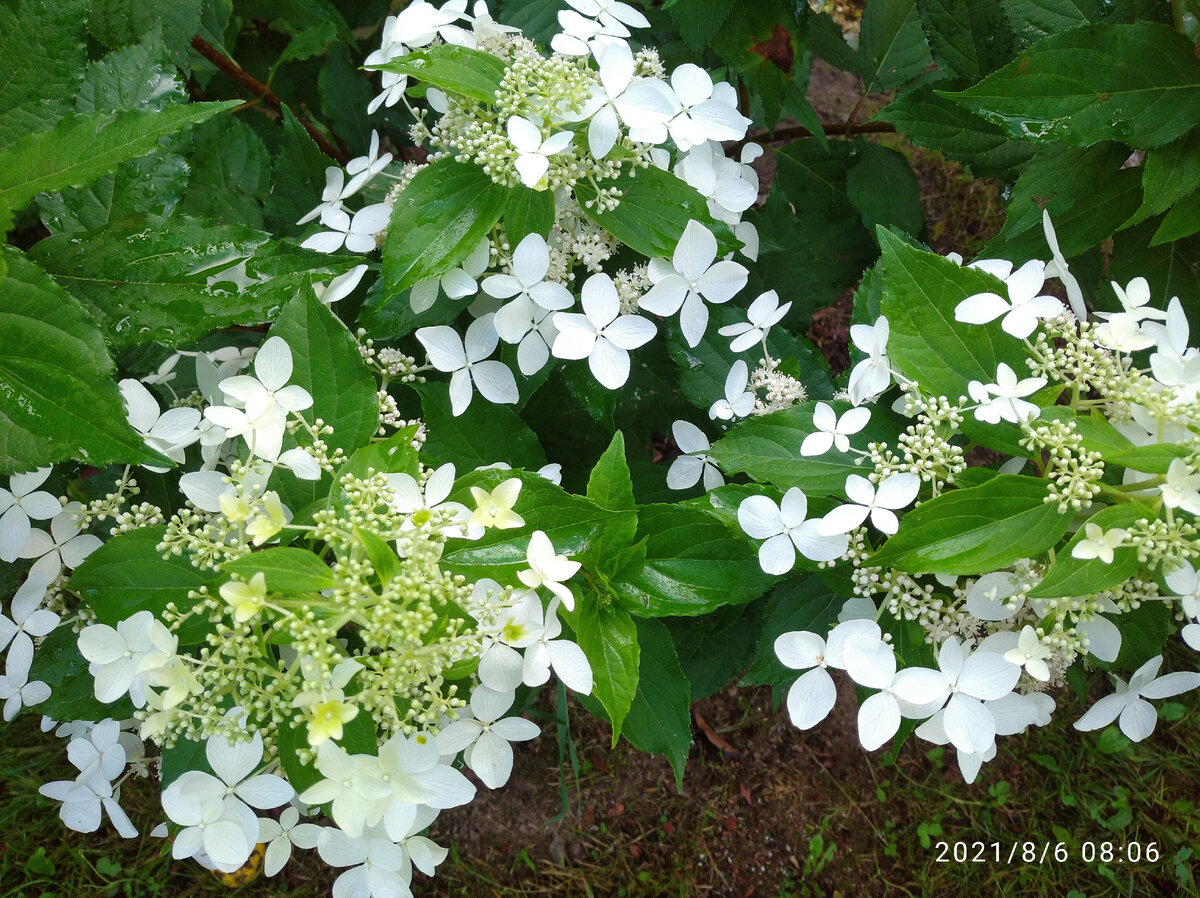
846,317 -> 891,405
258,806 -> 323,877
775,619 -> 879,730
385,463 -> 470,538
0,468 -> 61,563
300,203 -> 392,254
317,824 -> 411,898
468,477 -> 525,531
119,379 -> 201,472
507,116 -> 574,188
0,573 -> 58,684
1074,655 -> 1200,742
522,598 -> 594,694
922,637 -> 1021,755
717,290 -> 790,352
552,272 -> 656,389
436,686 -> 541,789
1160,458 -> 1200,515
1071,523 -> 1129,564
343,130 -> 394,196
841,632 -> 951,750
568,40 -> 674,158
738,488 -> 848,575
0,662 -> 50,721
20,501 -> 103,583
664,64 -> 751,151
801,402 -> 870,457
709,360 -> 755,421
416,315 -> 519,416
77,610 -> 177,707
967,362 -> 1046,424
818,473 -> 920,537
639,220 -> 748,348
518,530 -> 581,611
954,259 -> 1063,339
483,233 -> 573,312
666,420 -> 723,491
565,0 -> 650,30
411,237 -> 490,313
38,775 -> 137,838
1003,625 -> 1052,682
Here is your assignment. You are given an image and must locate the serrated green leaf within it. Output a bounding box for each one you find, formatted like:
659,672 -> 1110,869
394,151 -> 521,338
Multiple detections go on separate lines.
266,105 -> 335,238
917,0 -> 1014,82
368,44 -> 506,104
0,248 -> 166,473
710,0 -> 808,129
503,184 -> 556,243
1105,443 -> 1191,475
67,526 -> 214,644
573,164 -> 741,260
28,625 -> 135,724
77,29 -> 183,115
611,503 -> 775,617
416,384 -> 546,472
1108,220 -> 1200,335
0,0 -> 88,149
1000,0 -> 1168,48
872,86 -> 1036,178
1029,502 -> 1151,598
666,602 -> 762,701
28,215 -> 358,348
868,474 -> 1072,575
381,160 -> 509,297
708,401 -> 901,497
182,114 -> 269,228
0,102 -> 240,212
741,576 -> 841,690
622,618 -> 691,787
1135,129 -> 1200,222
587,432 -> 635,512
941,22 -> 1200,149
1109,600 -> 1170,670
574,601 -> 639,739
859,0 -> 935,91
669,0 -> 735,51
224,547 -> 336,593
1151,189 -> 1200,245
845,139 -> 925,240
268,290 -> 379,456
88,0 -> 203,67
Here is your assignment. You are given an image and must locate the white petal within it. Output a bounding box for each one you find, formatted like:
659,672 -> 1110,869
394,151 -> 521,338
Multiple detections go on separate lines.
254,337 -> 294,391
1118,698 -> 1158,741
470,361 -> 519,405
757,533 -> 795,575
416,327 -> 467,372
943,695 -> 996,755
785,667 -> 836,729
588,339 -> 630,389
548,640 -> 593,694
467,731 -> 514,789
858,692 -> 901,751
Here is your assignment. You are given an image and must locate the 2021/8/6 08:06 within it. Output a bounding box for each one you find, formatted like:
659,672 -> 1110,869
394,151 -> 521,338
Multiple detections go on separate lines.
934,841 -> 1162,864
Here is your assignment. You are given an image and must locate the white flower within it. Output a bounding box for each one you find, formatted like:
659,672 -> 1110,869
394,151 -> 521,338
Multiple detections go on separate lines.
841,633 -> 950,750
66,719 -> 127,788
1070,523 -> 1129,564
344,131 -> 394,196
518,531 -> 581,611
1074,655 -> 1200,741
1160,458 -> 1200,515
738,488 -> 849,575
566,0 -> 650,30
522,598 -> 593,694
483,233 -> 572,311
963,571 -> 1021,621
507,116 -> 574,188
666,420 -> 723,490
317,824 -> 410,898
552,273 -> 656,389
436,686 -> 541,789
967,362 -> 1047,424
568,40 -> 674,158
416,315 -> 519,416
1165,561 -> 1200,620
77,610 -> 176,708
1002,626 -> 1052,682
475,589 -> 544,691
0,468 -> 61,563
301,203 -> 392,254
0,573 -> 58,684
410,237 -> 490,313
550,9 -> 628,57
925,637 -> 1021,755
954,259 -> 1064,339
1094,312 -> 1156,353
708,360 -> 755,421
664,65 -> 750,150
717,290 -> 790,353
801,402 -> 870,456
0,663 -> 50,721
675,141 -> 759,226
20,502 -> 102,583
846,317 -> 891,405
775,619 -> 880,730
258,806 -> 323,877
297,166 -> 355,226
818,473 -> 920,537
120,379 -> 201,471
298,743 -> 392,838
39,775 -> 136,838
314,264 -> 369,307
385,463 -> 470,538
493,295 -> 560,376
1041,210 -> 1087,321
1096,276 -> 1166,324
467,477 -> 525,531
638,220 -> 748,348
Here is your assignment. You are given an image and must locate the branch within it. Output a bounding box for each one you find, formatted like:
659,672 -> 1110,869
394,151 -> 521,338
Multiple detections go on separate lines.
729,120 -> 896,157
190,36 -> 349,165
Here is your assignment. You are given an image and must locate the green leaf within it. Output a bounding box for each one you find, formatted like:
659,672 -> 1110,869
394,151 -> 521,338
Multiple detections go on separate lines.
268,290 -> 379,456
1000,0 -> 1168,47
1029,502 -> 1151,598
858,0 -> 935,91
0,101 -> 240,212
0,248 -> 165,473
1105,443 -> 1191,475
1108,221 -> 1200,335
742,576 -> 841,689
28,215 -> 357,349
76,29 -> 183,115
845,139 -> 925,240
266,105 -> 335,237
0,0 -> 88,149
1109,600 -> 1170,670
917,0 -> 1014,81
940,22 -> 1200,148
224,547 -> 336,593
88,0 -> 203,67
868,474 -> 1073,575
1151,189 -> 1200,245
28,625 -> 134,724
181,114 -> 269,228
368,44 -> 506,104
337,426 -> 421,482
873,86 -> 1036,178
709,401 -> 901,497
622,618 -> 692,787
710,0 -> 809,129
574,601 -> 640,739
1135,129 -> 1200,222
503,184 -> 556,243
67,527 -> 214,644
357,528 -> 401,584
573,164 -> 741,260
587,432 -> 635,512
611,503 -> 775,617
666,602 -> 762,701
381,160 -> 510,296
416,384 -> 547,472
441,469 -> 630,582
669,0 -> 735,52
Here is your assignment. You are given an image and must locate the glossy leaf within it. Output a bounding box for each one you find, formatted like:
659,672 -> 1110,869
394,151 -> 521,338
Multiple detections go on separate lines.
368,44 -> 506,104
622,618 -> 692,787
741,576 -> 841,690
416,384 -> 546,473
917,0 -> 1014,81
503,184 -> 555,243
224,547 -> 336,593
574,600 -> 640,739
1029,502 -> 1151,598
845,139 -> 925,241
0,0 -> 88,149
587,432 -> 635,512
858,0 -> 935,91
